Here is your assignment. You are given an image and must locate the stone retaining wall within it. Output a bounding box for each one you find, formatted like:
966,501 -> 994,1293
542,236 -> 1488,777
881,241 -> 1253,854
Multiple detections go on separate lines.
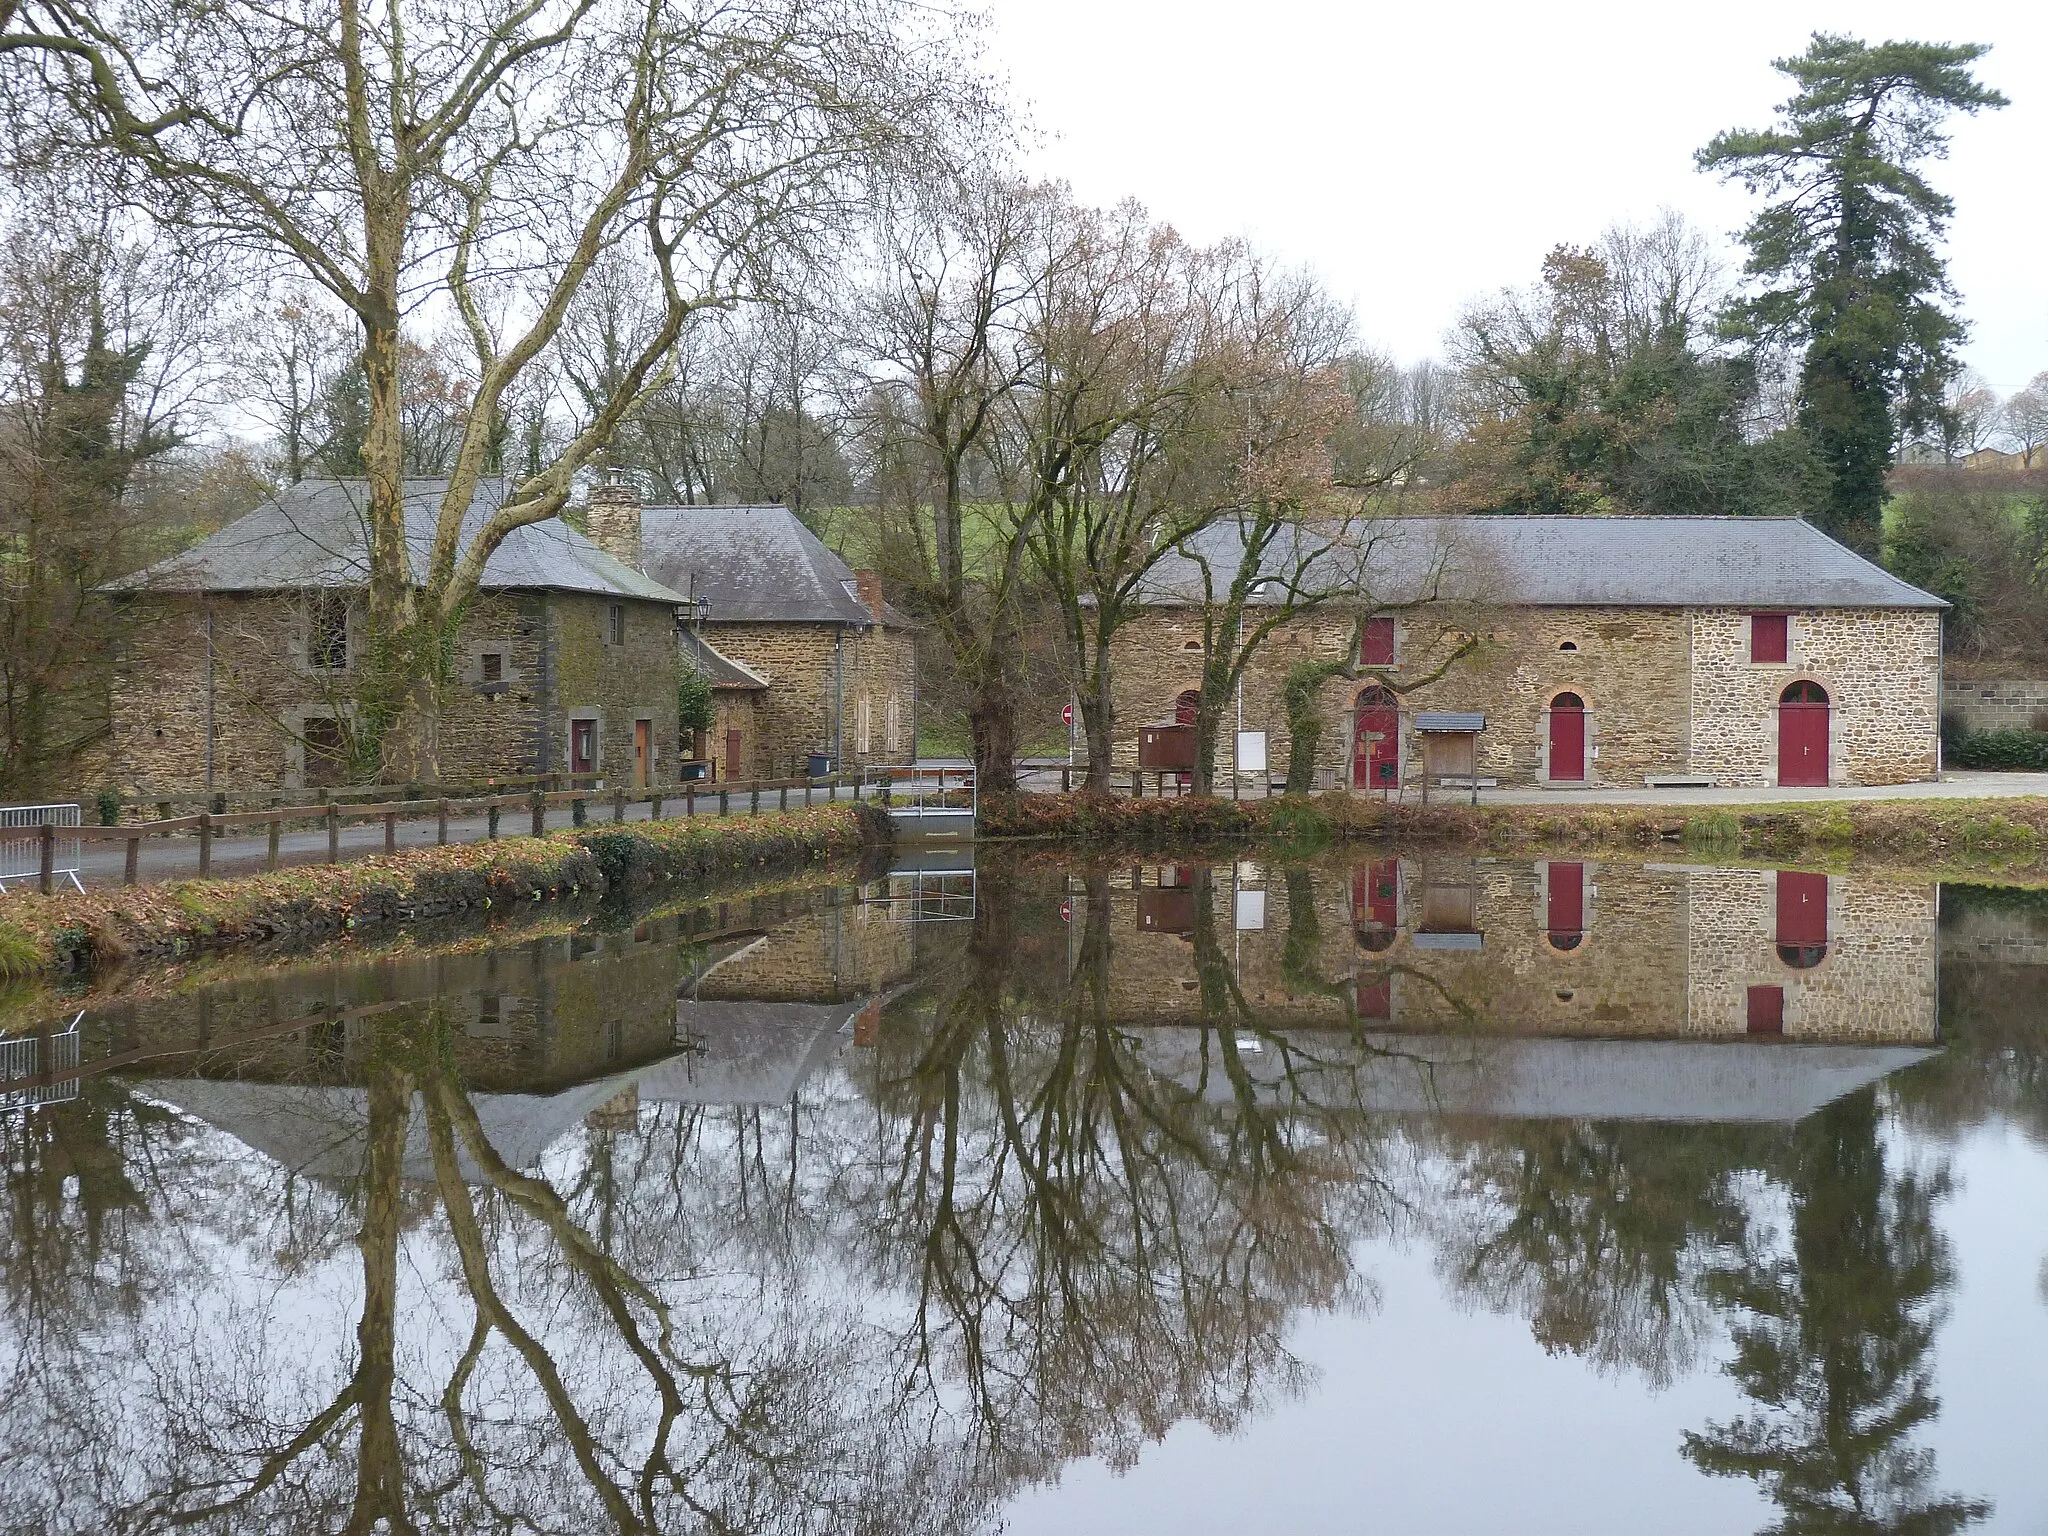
1943,678 -> 2048,735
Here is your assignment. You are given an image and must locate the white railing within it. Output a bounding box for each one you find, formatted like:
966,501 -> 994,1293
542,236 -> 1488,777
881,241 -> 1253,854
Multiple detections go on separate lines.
0,1015 -> 82,1111
0,803 -> 84,893
873,765 -> 977,826
864,868 -> 977,923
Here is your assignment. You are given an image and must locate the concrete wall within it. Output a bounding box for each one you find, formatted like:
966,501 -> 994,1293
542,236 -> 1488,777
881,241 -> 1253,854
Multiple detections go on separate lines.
1103,603 -> 1940,788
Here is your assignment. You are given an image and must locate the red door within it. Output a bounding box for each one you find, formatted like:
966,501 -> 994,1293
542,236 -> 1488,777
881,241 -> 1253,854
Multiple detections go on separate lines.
1545,862 -> 1584,947
1353,688 -> 1399,789
1775,870 -> 1828,965
1746,985 -> 1785,1034
724,728 -> 744,781
1352,859 -> 1399,931
1356,974 -> 1392,1019
1548,694 -> 1586,782
1778,681 -> 1829,787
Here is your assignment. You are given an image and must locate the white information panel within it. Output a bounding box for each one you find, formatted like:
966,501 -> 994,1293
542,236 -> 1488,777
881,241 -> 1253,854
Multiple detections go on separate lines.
1235,730 -> 1268,772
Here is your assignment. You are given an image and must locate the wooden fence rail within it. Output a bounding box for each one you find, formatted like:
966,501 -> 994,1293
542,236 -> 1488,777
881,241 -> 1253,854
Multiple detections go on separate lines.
49,774 -> 870,890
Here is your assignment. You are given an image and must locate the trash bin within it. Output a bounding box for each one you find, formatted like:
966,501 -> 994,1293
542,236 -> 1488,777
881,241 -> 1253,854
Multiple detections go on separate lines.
807,752 -> 835,777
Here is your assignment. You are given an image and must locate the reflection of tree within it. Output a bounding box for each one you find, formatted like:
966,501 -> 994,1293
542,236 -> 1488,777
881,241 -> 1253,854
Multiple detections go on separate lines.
1683,1092 -> 1988,1535
1430,1120 -> 1756,1384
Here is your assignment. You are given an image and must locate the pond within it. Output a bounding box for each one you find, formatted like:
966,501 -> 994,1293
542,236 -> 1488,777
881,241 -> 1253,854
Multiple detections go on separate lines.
2,851 -> 2045,1532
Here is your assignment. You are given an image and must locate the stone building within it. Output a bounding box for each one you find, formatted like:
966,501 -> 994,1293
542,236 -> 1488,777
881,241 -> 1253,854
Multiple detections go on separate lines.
582,488 -> 918,776
95,478 -> 693,794
679,626 -> 770,780
1113,516 -> 1946,789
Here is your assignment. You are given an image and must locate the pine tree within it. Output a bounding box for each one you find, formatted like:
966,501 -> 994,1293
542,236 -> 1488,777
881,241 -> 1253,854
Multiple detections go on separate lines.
1698,35 -> 2006,552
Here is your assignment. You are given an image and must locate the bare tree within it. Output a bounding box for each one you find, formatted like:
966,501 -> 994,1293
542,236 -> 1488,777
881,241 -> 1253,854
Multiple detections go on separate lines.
2002,374 -> 2048,469
4,0 -> 980,774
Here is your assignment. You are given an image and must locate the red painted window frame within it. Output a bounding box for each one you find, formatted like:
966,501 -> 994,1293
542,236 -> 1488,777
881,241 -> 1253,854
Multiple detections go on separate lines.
1751,613 -> 1789,664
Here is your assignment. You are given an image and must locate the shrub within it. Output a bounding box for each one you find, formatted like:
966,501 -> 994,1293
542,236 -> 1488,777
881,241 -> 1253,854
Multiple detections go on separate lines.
1951,728 -> 2048,771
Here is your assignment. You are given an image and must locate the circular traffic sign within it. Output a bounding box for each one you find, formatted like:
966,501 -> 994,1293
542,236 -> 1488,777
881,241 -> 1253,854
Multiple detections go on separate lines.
1062,702 -> 1074,726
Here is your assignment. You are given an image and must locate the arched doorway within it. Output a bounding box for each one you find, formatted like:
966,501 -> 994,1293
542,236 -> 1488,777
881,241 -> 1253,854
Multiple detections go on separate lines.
1543,861 -> 1585,950
1173,689 -> 1200,726
1778,680 -> 1829,787
1353,686 -> 1399,789
1775,869 -> 1828,967
1548,692 -> 1586,782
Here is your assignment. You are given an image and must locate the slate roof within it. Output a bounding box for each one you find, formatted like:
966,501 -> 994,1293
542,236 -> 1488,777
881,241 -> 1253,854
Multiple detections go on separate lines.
110,477 -> 689,605
641,1000 -> 861,1105
637,504 -> 914,625
679,627 -> 770,691
1138,515 -> 1944,611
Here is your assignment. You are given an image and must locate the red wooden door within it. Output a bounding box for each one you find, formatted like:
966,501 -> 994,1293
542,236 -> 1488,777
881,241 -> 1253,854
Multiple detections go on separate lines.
1545,862 -> 1585,945
1548,696 -> 1586,781
1354,698 -> 1399,789
1769,872 -> 1835,958
1778,683 -> 1829,787
1746,985 -> 1785,1034
724,728 -> 744,781
633,719 -> 652,787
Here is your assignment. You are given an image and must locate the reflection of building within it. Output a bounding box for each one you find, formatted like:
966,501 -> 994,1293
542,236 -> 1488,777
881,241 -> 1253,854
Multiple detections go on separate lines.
74,880 -> 919,1182
1096,860 -> 1939,1046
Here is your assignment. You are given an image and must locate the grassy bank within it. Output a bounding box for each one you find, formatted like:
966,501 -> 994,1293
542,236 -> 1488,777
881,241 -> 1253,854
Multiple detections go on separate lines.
0,803 -> 889,981
979,790 -> 2048,870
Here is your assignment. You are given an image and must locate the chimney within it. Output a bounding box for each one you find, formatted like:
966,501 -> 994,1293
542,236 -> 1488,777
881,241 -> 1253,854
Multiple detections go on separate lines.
584,476 -> 642,571
854,569 -> 885,624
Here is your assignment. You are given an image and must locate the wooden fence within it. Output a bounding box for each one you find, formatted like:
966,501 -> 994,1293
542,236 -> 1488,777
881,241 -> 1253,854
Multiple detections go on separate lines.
28,774 -> 873,893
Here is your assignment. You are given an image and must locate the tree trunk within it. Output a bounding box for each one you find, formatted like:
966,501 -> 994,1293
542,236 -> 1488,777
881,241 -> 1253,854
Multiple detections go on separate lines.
967,655 -> 1018,793
1081,649 -> 1115,791
347,1049 -> 411,1533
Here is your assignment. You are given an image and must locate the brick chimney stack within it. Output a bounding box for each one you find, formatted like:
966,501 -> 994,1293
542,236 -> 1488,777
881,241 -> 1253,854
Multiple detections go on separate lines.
854,569 -> 885,624
584,476 -> 642,571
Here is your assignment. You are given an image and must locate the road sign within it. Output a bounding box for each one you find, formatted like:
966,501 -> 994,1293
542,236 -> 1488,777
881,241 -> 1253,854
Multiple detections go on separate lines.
1060,899 -> 1071,922
1062,702 -> 1074,726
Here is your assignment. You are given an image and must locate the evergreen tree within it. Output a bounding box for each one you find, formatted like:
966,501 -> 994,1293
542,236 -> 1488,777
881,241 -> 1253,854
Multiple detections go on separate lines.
1698,35 -> 2006,552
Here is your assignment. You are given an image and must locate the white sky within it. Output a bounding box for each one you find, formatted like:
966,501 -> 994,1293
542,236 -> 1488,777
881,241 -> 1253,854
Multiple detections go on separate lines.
977,0 -> 2047,395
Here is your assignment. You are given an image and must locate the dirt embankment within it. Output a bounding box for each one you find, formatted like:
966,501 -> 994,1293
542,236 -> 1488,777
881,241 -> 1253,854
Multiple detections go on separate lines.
0,804 -> 891,982
978,790 -> 2048,876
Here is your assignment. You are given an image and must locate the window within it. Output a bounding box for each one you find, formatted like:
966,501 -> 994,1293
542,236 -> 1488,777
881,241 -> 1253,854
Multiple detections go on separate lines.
571,718 -> 597,774
1360,616 -> 1396,666
1557,640 -> 1578,653
607,603 -> 626,646
885,696 -> 901,754
1751,613 -> 1788,664
303,716 -> 347,788
481,651 -> 504,684
308,594 -> 349,670
857,696 -> 873,755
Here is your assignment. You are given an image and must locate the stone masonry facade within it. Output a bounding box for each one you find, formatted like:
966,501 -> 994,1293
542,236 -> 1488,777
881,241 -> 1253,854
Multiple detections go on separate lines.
1105,602 -> 1940,788
93,586 -> 683,795
701,620 -> 917,777
1942,677 -> 2048,735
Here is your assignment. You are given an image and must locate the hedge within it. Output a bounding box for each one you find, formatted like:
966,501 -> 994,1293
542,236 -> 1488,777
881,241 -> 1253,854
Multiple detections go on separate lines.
1950,729 -> 2048,772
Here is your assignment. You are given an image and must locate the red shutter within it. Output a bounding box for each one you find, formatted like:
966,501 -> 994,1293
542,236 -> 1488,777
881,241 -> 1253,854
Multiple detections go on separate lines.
1751,614 -> 1788,664
1360,617 -> 1396,666
1746,985 -> 1784,1034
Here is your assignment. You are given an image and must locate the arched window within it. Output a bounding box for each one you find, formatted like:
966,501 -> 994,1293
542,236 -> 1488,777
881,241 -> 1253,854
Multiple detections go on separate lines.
1780,680 -> 1828,705
1357,685 -> 1396,709
1557,640 -> 1578,653
1174,689 -> 1200,726
1552,691 -> 1585,710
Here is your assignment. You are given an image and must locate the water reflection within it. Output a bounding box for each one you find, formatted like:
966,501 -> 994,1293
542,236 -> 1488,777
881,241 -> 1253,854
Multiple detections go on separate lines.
0,857 -> 2033,1530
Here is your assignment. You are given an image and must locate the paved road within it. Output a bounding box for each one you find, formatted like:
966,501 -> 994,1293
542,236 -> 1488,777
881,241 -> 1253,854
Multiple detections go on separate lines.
1470,771 -> 2048,808
59,783 -> 866,890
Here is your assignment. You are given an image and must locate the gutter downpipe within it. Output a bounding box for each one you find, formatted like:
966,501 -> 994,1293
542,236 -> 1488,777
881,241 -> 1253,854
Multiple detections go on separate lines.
1936,610 -> 1945,779
203,604 -> 215,796
834,628 -> 845,772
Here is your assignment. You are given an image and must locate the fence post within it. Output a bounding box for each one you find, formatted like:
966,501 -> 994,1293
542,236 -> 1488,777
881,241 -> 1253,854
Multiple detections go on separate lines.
779,784 -> 788,812
1062,766 -> 1071,793
488,803 -> 500,840
38,821 -> 54,894
613,789 -> 625,824
327,803 -> 340,863
571,798 -> 587,828
437,799 -> 449,845
267,815 -> 281,870
123,834 -> 139,886
197,812 -> 212,878
531,791 -> 545,838
384,811 -> 397,854
717,787 -> 728,817
651,791 -> 663,822
749,784 -> 760,815
804,779 -> 813,808
685,786 -> 695,818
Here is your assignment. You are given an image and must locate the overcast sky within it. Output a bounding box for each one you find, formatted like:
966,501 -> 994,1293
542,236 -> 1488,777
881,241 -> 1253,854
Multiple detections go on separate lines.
977,0 -> 2046,395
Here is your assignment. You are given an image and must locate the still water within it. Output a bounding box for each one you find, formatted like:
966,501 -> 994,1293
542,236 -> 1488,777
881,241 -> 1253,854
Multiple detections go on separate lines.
2,852 -> 2044,1532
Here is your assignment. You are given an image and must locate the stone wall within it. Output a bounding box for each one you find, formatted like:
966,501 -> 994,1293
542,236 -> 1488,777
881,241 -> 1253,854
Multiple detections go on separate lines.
93,587 -> 682,795
1103,601 -> 1940,788
1689,608 -> 1941,786
1942,677 -> 2048,735
699,621 -> 916,775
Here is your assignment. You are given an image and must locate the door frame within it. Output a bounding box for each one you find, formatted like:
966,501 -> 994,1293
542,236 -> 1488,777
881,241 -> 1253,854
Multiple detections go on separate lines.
1545,693 -> 1587,783
1777,680 -> 1830,788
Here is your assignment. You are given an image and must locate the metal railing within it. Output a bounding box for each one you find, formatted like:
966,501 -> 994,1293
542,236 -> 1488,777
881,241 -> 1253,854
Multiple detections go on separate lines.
872,765 -> 978,822
1,1014 -> 82,1111
0,804 -> 83,894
